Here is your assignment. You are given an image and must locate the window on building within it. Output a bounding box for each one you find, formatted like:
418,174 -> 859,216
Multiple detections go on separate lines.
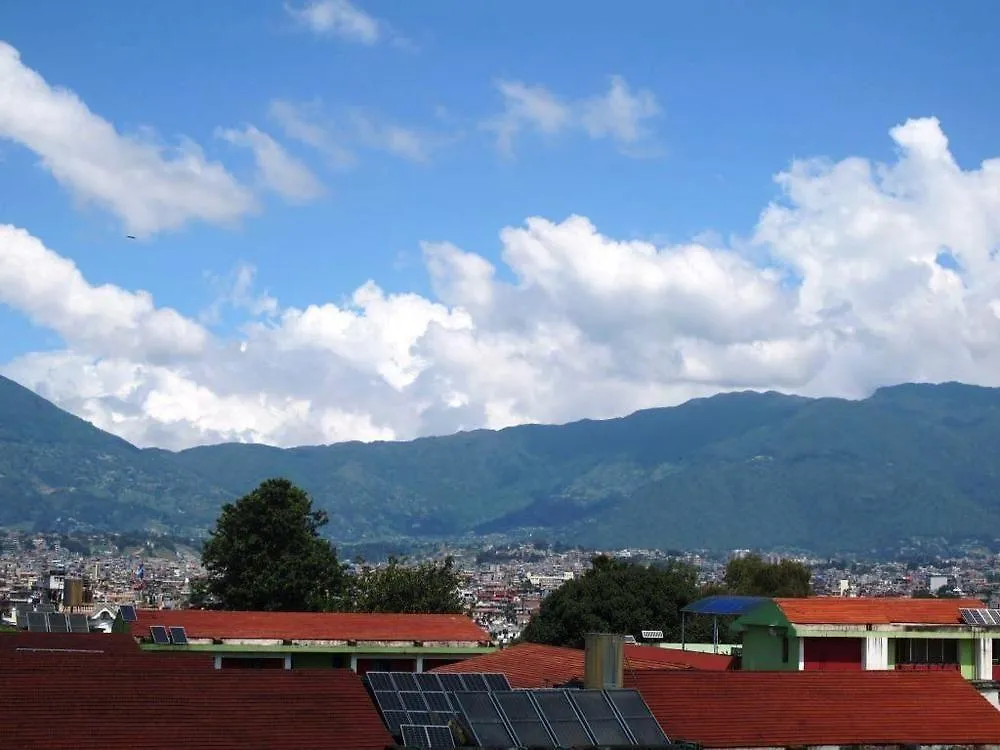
781,636 -> 790,663
220,657 -> 284,669
894,638 -> 959,665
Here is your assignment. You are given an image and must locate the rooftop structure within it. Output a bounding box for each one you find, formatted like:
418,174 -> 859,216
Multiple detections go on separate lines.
122,608 -> 494,672
432,642 -> 732,688
628,668 -> 1000,748
731,596 -> 1000,683
0,639 -> 392,750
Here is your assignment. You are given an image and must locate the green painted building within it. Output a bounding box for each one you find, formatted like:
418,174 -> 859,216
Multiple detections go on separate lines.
731,596 -> 1000,684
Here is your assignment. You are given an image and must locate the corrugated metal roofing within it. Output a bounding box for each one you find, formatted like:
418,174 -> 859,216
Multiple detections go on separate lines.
0,631 -> 140,653
776,596 -> 985,625
0,659 -> 392,750
431,642 -> 732,687
628,668 -> 1000,748
134,608 -> 490,643
682,595 -> 770,615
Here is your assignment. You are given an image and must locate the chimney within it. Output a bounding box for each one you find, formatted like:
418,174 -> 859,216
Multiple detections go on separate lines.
584,633 -> 625,689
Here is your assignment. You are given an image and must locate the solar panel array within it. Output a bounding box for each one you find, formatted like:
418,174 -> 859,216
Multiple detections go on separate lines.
24,612 -> 90,633
960,608 -> 1000,626
364,671 -> 670,748
119,604 -> 137,622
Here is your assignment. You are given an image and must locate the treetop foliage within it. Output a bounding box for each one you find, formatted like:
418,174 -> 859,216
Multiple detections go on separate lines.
522,553 -> 813,648
195,478 -> 466,615
198,478 -> 348,611
352,556 -> 464,614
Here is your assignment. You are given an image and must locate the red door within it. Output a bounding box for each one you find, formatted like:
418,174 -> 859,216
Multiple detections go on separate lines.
803,637 -> 864,671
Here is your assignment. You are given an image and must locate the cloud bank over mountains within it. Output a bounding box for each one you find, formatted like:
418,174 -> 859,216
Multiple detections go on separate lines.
3,41 -> 1000,450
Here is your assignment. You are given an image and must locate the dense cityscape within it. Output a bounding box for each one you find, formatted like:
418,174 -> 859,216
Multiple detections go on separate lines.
6,530 -> 1000,643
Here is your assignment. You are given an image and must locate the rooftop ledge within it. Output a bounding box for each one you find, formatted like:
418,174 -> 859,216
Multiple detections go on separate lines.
139,643 -> 497,655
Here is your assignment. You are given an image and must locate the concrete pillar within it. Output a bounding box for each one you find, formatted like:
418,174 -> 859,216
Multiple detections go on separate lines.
797,639 -> 805,671
976,637 -> 993,681
416,655 -> 425,673
349,654 -> 358,672
284,654 -> 292,670
863,636 -> 890,670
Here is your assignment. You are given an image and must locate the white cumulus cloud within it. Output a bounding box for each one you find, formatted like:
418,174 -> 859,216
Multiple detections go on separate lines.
6,117 -> 1000,450
0,42 -> 256,236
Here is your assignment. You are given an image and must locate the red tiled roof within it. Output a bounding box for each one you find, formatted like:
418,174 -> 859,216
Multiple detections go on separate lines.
0,631 -> 140,653
0,665 -> 392,750
133,609 -> 489,643
431,642 -> 731,688
628,669 -> 1000,748
775,596 -> 984,625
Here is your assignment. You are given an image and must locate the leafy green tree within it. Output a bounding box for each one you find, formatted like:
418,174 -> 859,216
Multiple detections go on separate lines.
352,556 -> 464,614
521,555 -> 710,648
723,554 -> 812,597
198,478 -> 348,611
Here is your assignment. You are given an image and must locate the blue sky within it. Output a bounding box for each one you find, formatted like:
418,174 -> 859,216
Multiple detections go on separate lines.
2,1 -> 1000,448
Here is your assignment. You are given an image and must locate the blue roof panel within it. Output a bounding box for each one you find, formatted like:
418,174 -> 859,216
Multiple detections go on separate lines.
682,595 -> 770,616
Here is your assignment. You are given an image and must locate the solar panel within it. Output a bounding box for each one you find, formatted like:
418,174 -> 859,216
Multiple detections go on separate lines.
423,691 -> 453,712
47,613 -> 70,633
568,689 -> 632,746
408,711 -> 434,726
401,691 -> 428,712
119,604 -> 137,622
960,608 -> 1000,626
415,672 -> 443,691
168,626 -> 188,645
68,614 -> 90,633
36,602 -> 55,613
366,671 -> 395,691
459,673 -> 488,692
392,671 -> 420,692
423,725 -> 457,749
437,673 -> 466,692
483,672 -> 512,691
382,710 -> 408,735
532,689 -> 593,748
450,691 -> 515,749
606,688 -> 672,746
494,690 -> 556,748
401,724 -> 456,749
375,690 -> 404,712
149,625 -> 170,645
26,612 -> 48,633
401,724 -> 427,749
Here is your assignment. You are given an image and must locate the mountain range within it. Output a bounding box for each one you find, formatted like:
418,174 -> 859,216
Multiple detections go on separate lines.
2,374 -> 1000,552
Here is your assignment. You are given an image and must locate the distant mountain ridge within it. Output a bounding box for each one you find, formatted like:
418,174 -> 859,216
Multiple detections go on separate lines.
2,375 -> 999,552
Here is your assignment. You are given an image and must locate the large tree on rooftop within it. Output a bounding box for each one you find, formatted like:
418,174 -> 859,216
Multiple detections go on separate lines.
197,478 -> 349,611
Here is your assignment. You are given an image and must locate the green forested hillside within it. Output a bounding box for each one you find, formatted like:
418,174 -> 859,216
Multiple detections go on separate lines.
2,374 -> 999,552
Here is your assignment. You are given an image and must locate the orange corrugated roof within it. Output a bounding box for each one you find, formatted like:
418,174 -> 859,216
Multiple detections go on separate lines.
431,642 -> 732,687
134,609 -> 489,643
775,596 -> 984,625
0,661 -> 391,750
628,669 -> 1000,748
